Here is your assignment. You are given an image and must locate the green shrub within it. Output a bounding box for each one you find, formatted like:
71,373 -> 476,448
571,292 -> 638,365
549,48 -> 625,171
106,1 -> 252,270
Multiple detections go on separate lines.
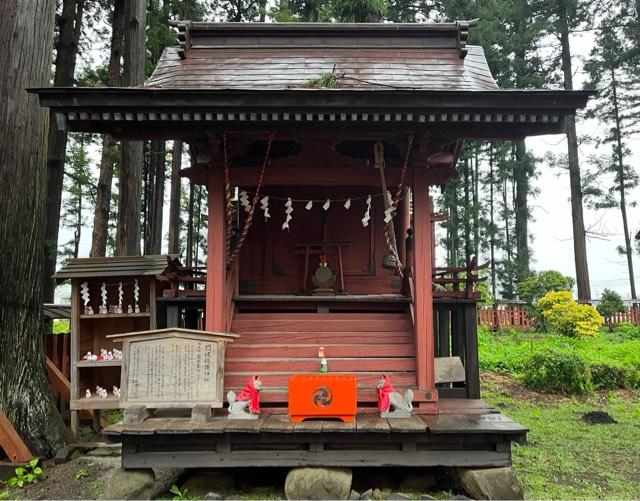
523,350 -> 592,394
537,291 -> 602,337
517,270 -> 575,303
590,364 -> 628,390
613,322 -> 640,339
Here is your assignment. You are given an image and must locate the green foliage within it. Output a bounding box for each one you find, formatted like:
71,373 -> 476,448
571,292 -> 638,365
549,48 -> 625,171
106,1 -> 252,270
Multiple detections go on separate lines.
75,469 -> 89,480
0,490 -> 8,500
523,350 -> 592,394
590,364 -> 640,390
52,319 -> 70,334
479,328 -> 640,392
597,289 -> 626,328
537,290 -> 602,337
6,458 -> 45,489
613,322 -> 640,339
517,270 -> 575,303
308,71 -> 343,88
169,484 -> 194,500
328,0 -> 387,21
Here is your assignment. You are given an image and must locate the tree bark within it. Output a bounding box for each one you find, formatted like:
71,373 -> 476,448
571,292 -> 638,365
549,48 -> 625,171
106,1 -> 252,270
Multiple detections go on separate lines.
43,0 -> 85,301
115,0 -> 146,256
145,140 -> 165,255
560,9 -> 591,300
90,0 -> 125,257
611,68 -> 636,299
167,140 -> 183,254
513,139 -> 530,280
0,0 -> 67,456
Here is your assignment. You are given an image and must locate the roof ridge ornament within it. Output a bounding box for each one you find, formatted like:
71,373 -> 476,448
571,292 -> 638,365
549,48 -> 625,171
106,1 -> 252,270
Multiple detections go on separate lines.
174,21 -> 191,60
456,19 -> 478,59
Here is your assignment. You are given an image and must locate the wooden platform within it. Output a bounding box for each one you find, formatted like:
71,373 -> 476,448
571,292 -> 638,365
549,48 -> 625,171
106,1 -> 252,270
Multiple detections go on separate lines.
104,400 -> 527,469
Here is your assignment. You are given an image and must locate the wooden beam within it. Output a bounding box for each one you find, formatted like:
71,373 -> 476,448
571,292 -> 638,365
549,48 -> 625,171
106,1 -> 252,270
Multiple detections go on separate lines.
0,410 -> 31,463
412,168 -> 438,411
206,165 -> 227,332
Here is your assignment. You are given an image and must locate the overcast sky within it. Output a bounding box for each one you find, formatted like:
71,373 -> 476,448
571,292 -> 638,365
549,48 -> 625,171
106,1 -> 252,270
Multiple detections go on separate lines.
56,26 -> 640,301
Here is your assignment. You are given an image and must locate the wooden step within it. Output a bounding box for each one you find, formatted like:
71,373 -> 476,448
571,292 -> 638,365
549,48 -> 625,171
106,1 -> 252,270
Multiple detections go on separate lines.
225,357 -> 415,373
232,319 -> 412,333
224,372 -> 417,389
232,312 -> 409,320
230,332 -> 414,344
226,344 -> 415,358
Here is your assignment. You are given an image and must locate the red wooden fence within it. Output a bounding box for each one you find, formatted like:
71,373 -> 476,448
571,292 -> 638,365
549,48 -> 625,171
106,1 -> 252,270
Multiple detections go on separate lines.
478,304 -> 533,331
601,305 -> 640,327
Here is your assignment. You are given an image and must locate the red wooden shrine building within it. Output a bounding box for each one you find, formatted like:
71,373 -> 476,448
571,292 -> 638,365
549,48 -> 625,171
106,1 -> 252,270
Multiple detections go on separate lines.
36,21 -> 590,467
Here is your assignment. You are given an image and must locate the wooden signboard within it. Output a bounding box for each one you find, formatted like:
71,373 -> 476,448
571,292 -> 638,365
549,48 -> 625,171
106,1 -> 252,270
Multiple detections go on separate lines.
108,328 -> 238,409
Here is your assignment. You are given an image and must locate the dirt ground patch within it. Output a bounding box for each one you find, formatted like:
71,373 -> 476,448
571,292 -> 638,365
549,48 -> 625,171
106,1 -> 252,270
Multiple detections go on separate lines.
11,455 -> 120,500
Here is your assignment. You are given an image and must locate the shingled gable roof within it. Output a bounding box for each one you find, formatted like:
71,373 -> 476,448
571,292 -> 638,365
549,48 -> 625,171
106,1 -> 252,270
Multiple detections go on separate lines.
31,21 -> 593,139
147,21 -> 497,91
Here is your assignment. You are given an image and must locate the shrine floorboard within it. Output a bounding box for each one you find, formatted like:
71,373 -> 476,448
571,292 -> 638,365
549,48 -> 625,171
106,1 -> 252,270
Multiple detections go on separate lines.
103,399 -> 527,469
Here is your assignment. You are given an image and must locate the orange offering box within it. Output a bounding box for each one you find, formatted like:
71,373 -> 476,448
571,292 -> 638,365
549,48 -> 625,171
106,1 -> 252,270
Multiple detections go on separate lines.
288,374 -> 357,423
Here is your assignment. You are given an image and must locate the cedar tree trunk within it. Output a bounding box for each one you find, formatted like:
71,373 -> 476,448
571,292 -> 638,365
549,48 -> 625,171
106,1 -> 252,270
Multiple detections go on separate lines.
560,12 -> 591,300
115,0 -> 145,256
0,0 -> 67,456
43,0 -> 85,301
90,0 -> 125,257
167,140 -> 182,254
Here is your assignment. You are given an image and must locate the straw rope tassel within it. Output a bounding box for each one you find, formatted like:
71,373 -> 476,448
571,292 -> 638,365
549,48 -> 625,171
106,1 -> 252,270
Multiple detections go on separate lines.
226,133 -> 274,266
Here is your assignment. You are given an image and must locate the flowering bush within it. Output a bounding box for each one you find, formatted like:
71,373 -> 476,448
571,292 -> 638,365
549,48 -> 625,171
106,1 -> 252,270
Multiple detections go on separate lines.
536,290 -> 602,337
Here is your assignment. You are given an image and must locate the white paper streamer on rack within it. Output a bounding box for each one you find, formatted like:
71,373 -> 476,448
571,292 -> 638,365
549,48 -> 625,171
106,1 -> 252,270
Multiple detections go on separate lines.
239,190 -> 251,213
133,278 -> 140,309
323,199 -> 331,211
362,195 -> 372,227
305,200 -> 313,210
282,197 -> 294,230
100,283 -> 107,306
80,282 -> 90,306
260,195 -> 270,220
344,198 -> 351,210
384,190 -> 395,223
118,282 -> 123,309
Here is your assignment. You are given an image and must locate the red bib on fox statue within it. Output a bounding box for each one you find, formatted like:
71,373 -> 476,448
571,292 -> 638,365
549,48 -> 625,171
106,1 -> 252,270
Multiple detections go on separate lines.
236,376 -> 261,413
377,374 -> 395,413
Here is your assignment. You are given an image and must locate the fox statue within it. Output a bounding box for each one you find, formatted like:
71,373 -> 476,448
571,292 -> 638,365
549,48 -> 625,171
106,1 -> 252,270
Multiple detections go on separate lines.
227,375 -> 262,419
377,374 -> 413,418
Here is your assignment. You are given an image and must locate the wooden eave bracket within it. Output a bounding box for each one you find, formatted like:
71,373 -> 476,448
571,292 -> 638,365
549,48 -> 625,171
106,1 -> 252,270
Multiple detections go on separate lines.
456,19 -> 478,59
175,21 -> 192,60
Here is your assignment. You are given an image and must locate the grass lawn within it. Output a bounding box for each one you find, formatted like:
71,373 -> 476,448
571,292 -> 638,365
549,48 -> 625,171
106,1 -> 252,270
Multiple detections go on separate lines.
482,373 -> 640,499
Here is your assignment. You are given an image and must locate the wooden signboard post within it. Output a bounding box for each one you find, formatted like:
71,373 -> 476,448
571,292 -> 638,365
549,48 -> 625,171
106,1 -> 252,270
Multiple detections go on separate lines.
108,328 -> 237,423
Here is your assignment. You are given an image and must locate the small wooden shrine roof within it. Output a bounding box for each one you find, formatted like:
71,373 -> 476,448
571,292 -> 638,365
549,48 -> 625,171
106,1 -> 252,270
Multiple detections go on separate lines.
148,21 -> 496,91
31,21 -> 594,139
54,255 -> 177,281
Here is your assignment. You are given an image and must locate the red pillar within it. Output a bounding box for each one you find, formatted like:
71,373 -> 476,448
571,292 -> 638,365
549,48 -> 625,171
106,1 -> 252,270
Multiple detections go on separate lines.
206,166 -> 226,332
412,168 -> 438,412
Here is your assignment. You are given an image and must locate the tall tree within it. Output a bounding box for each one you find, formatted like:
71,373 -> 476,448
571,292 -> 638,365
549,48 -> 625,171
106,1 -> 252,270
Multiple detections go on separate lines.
115,0 -> 146,256
43,0 -> 86,301
59,134 -> 97,260
168,141 -> 183,254
0,0 -> 67,456
90,0 -> 125,257
329,0 -> 388,21
584,24 -> 639,298
535,0 -> 593,299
